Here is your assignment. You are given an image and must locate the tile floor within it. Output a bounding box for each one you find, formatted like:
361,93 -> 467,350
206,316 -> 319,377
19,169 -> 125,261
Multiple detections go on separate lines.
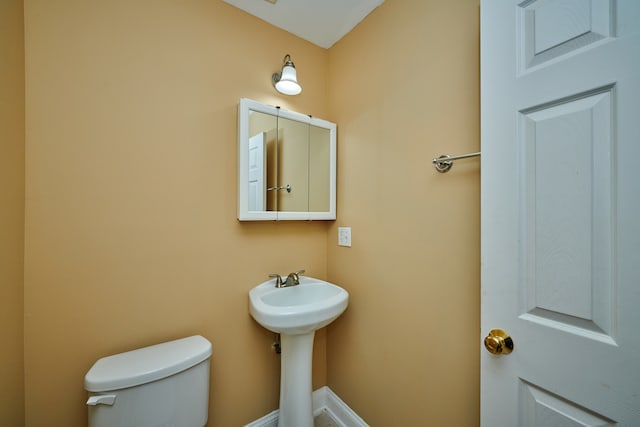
314,408 -> 341,427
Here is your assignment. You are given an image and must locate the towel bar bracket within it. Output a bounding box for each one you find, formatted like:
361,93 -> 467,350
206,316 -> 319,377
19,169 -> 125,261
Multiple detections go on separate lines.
432,152 -> 480,173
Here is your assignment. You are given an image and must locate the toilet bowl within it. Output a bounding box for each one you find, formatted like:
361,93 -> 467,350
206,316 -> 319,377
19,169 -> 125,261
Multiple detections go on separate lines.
84,335 -> 212,427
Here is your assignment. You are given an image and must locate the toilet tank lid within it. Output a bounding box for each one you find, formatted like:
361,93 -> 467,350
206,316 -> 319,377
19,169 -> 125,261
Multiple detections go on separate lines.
84,335 -> 212,392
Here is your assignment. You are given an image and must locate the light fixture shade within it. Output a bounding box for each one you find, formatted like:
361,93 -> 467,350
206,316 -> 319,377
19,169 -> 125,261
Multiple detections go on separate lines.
273,55 -> 302,95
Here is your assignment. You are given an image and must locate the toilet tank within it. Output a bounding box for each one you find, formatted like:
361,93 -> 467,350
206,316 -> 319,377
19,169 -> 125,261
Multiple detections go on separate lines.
84,335 -> 212,427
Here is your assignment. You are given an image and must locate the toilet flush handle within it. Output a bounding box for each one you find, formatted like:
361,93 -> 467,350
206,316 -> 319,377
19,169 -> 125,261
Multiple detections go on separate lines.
87,394 -> 117,406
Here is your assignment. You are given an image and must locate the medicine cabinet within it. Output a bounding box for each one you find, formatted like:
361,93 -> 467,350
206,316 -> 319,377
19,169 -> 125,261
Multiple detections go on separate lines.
237,98 -> 336,221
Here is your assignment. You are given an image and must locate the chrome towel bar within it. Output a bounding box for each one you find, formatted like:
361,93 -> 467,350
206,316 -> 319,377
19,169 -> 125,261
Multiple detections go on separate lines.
432,151 -> 480,173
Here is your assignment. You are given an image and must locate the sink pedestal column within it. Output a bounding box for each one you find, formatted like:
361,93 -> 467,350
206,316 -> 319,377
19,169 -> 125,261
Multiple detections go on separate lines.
278,332 -> 315,427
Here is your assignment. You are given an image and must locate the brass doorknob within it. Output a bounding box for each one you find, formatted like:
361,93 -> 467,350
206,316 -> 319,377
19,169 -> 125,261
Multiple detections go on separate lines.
484,329 -> 514,355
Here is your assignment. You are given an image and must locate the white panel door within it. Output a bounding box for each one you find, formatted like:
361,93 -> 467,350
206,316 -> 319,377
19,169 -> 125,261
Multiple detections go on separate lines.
248,132 -> 267,211
481,1 -> 640,425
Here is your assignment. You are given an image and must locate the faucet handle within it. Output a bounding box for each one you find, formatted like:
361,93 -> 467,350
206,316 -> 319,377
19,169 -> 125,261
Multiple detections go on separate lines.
268,274 -> 283,287
286,269 -> 305,286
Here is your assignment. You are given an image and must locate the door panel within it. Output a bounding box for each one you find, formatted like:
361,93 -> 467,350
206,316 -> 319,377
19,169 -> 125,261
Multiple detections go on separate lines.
519,87 -> 614,338
520,0 -> 613,71
520,381 -> 615,427
481,1 -> 640,425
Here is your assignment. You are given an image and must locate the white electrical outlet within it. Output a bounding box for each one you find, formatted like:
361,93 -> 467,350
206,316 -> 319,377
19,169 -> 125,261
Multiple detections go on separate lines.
338,227 -> 352,247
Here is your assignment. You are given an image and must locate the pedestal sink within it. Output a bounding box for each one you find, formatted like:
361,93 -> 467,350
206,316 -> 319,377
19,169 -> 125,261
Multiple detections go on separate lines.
249,276 -> 349,427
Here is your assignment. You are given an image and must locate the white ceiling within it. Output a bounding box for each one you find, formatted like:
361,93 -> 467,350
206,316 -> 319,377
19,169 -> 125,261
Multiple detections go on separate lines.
222,0 -> 385,49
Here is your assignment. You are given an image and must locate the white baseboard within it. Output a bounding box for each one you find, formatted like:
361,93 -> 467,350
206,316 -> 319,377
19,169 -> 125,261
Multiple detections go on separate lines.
313,386 -> 369,427
244,409 -> 279,427
244,386 -> 368,427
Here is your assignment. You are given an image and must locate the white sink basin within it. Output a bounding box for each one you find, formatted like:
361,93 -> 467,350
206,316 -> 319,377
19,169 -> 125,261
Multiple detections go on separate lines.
249,275 -> 349,426
249,276 -> 349,335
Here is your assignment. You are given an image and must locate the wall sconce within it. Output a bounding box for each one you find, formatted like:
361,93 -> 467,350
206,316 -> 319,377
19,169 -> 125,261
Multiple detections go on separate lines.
272,54 -> 302,95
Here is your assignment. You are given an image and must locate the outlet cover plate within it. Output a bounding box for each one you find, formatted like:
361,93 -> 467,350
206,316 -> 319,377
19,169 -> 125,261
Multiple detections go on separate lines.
338,227 -> 351,247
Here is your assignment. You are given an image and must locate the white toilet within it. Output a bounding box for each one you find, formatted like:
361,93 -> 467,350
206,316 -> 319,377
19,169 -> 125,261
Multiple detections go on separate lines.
84,335 -> 212,427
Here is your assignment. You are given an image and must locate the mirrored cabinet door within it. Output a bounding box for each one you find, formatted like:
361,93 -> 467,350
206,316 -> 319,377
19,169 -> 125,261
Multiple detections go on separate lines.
277,115 -> 310,213
247,110 -> 278,212
237,98 -> 336,221
308,124 -> 331,212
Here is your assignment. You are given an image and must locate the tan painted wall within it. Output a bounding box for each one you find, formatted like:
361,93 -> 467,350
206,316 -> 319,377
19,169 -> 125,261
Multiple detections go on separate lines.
0,0 -> 25,425
326,1 -> 481,425
23,1 -> 329,425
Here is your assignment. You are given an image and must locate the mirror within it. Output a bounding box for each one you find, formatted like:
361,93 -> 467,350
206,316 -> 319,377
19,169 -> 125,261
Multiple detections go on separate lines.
238,98 -> 336,221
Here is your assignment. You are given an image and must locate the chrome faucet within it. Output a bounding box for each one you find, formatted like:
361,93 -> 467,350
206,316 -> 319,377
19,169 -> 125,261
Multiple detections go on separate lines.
269,270 -> 305,288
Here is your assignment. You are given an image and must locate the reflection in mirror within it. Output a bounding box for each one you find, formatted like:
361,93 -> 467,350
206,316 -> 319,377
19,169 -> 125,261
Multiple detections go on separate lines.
278,116 -> 309,213
238,98 -> 336,221
248,111 -> 277,211
309,125 -> 330,212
